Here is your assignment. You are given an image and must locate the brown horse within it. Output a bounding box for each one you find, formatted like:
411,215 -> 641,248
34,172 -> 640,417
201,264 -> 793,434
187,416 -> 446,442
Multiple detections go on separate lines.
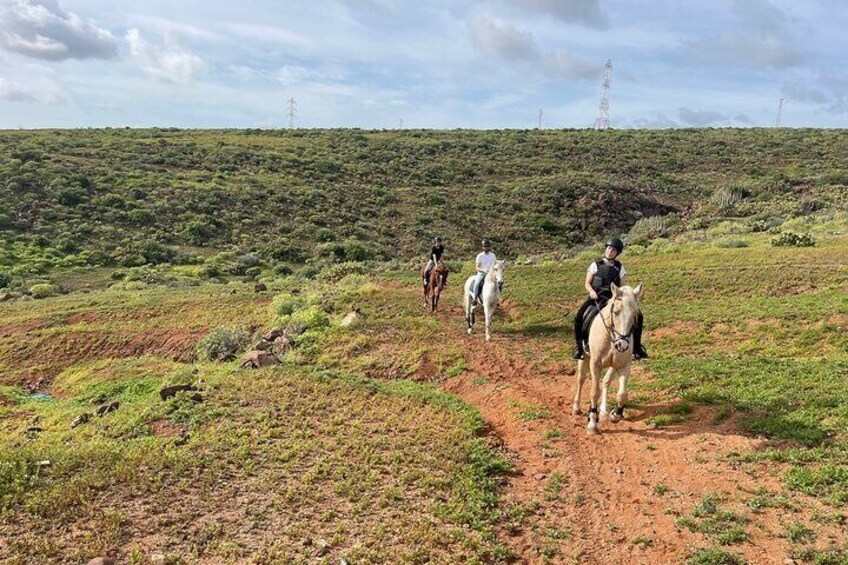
421,261 -> 449,312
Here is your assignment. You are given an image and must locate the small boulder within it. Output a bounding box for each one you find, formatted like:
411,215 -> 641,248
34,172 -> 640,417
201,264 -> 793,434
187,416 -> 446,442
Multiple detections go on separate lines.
149,552 -> 166,565
262,328 -> 285,341
159,384 -> 198,401
340,309 -> 363,327
96,401 -> 119,417
0,292 -> 16,302
254,283 -> 267,293
240,350 -> 278,368
88,558 -> 115,565
316,539 -> 330,557
272,335 -> 291,354
250,340 -> 274,352
71,413 -> 91,428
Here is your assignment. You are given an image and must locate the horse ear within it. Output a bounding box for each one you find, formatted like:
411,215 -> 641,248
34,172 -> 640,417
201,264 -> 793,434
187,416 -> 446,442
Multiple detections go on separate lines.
634,284 -> 644,300
611,283 -> 621,298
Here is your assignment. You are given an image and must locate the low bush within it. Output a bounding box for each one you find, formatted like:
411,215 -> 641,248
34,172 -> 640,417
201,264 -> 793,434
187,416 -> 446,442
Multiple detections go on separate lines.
195,327 -> 253,362
771,232 -> 815,247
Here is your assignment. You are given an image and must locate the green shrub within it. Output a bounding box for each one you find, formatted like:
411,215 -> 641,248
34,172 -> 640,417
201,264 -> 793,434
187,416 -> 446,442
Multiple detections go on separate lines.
628,215 -> 673,246
271,292 -> 305,317
0,271 -> 11,289
319,262 -> 369,283
283,306 -> 330,335
771,231 -> 815,247
195,327 -> 253,362
29,283 -> 59,299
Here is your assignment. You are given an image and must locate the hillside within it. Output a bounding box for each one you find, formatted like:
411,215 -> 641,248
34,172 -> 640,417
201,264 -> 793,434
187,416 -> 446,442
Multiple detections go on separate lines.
2,129 -> 848,563
1,128 -> 846,292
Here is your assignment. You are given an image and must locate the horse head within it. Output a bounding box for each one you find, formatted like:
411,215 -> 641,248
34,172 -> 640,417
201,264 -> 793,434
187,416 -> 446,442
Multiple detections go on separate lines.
609,283 -> 643,351
491,260 -> 505,292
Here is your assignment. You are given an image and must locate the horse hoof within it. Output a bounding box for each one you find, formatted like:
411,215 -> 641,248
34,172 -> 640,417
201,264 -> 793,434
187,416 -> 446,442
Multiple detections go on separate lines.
586,426 -> 599,436
485,335 -> 491,342
571,407 -> 582,416
610,412 -> 622,424
599,411 -> 610,423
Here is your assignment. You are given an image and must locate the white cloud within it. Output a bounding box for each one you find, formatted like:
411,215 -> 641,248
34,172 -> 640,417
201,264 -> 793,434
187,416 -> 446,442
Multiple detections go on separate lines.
0,0 -> 117,60
0,75 -> 63,102
543,49 -> 597,80
471,15 -> 596,80
126,28 -> 203,84
224,23 -> 311,48
678,107 -> 751,127
471,16 -> 539,61
482,0 -> 607,29
687,32 -> 804,69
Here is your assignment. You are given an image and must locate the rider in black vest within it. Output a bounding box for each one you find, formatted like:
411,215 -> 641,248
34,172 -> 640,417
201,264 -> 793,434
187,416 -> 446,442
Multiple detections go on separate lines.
572,238 -> 648,360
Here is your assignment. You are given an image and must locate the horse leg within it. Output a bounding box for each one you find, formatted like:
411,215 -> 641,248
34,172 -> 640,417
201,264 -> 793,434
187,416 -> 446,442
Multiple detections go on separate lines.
599,367 -> 616,422
587,360 -> 602,435
465,294 -> 474,334
611,365 -> 631,424
484,302 -> 492,342
572,358 -> 587,415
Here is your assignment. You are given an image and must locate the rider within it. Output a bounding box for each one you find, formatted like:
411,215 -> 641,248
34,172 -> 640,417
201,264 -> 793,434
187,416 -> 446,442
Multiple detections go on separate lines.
572,237 -> 648,361
423,237 -> 445,284
473,239 -> 496,302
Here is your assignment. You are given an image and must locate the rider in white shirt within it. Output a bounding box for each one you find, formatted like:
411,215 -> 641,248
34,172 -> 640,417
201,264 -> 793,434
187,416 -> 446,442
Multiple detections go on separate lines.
473,239 -> 495,302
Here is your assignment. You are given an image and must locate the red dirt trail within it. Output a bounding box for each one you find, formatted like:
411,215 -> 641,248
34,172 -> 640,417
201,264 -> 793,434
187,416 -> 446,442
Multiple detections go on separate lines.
424,299 -> 837,565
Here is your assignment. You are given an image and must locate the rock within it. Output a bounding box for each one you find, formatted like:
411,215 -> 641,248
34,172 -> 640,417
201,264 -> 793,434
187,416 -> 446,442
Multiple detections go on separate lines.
272,335 -> 291,354
89,394 -> 107,405
534,473 -> 546,481
88,558 -> 115,565
250,340 -> 274,352
240,350 -> 278,368
254,283 -> 267,293
320,303 -> 335,314
25,426 -> 43,435
159,384 -> 198,401
0,292 -> 16,302
340,309 -> 363,327
150,552 -> 166,565
71,413 -> 91,428
340,558 -> 349,565
262,328 -> 285,341
36,460 -> 51,468
316,539 -> 330,557
96,401 -> 119,417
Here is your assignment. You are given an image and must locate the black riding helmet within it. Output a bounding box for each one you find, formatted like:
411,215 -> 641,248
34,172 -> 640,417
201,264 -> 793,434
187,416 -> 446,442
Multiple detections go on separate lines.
481,239 -> 492,250
605,237 -> 624,254
433,237 -> 442,244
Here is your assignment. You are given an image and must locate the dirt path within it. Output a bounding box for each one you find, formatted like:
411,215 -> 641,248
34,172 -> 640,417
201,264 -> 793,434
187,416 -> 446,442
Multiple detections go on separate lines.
429,300 -> 819,564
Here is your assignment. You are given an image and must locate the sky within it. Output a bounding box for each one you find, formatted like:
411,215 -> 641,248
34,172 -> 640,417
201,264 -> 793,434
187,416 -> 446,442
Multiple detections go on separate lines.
0,0 -> 845,129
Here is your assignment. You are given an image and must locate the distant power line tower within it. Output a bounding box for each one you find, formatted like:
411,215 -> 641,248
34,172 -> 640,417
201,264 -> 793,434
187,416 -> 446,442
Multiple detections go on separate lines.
287,97 -> 297,128
775,97 -> 788,127
592,59 -> 613,130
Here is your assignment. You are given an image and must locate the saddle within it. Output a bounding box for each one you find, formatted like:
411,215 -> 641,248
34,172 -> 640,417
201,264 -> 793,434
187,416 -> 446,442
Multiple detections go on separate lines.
579,299 -> 608,351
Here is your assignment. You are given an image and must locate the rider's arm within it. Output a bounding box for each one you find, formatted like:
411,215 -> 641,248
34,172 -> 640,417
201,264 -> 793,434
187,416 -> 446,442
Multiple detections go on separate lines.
584,271 -> 598,299
475,254 -> 482,272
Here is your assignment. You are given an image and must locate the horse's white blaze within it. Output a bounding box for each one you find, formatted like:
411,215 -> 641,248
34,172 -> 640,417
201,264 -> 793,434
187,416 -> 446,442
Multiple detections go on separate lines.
572,285 -> 643,435
464,261 -> 505,342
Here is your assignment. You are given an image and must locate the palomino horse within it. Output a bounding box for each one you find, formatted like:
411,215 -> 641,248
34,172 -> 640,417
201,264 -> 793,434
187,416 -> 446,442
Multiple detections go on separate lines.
422,261 -> 449,312
572,283 -> 644,435
463,261 -> 505,342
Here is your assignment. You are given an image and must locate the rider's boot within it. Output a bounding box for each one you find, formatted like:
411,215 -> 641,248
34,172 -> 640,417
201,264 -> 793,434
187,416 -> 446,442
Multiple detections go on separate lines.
633,344 -> 649,360
572,344 -> 585,360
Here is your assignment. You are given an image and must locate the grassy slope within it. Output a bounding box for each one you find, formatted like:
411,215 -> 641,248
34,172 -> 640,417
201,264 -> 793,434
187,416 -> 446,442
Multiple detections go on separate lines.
1,128 -> 846,277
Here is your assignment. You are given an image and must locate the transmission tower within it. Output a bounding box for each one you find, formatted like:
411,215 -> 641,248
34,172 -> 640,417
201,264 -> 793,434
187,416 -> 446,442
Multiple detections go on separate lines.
287,97 -> 297,128
592,59 -> 612,130
538,108 -> 543,129
775,97 -> 788,127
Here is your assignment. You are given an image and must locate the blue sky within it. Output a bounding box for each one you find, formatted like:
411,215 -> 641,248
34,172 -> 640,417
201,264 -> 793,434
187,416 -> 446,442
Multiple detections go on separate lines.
0,0 -> 845,128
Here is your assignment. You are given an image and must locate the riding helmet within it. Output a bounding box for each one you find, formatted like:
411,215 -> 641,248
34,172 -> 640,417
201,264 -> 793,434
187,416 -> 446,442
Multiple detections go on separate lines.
481,239 -> 492,249
433,236 -> 442,243
605,237 -> 624,253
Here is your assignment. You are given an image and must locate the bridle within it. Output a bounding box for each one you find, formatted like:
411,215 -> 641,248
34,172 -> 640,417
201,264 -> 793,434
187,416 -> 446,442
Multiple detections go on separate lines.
594,296 -> 635,351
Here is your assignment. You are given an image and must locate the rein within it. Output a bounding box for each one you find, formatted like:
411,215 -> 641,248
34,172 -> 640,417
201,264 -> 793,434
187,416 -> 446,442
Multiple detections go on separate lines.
594,298 -> 635,343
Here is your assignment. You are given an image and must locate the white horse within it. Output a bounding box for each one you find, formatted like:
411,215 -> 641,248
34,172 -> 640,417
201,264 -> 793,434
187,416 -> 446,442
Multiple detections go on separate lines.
464,261 -> 505,342
572,283 -> 644,435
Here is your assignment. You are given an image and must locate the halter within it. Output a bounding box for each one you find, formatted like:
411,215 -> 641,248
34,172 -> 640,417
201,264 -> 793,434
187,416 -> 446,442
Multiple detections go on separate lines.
594,297 -> 635,351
